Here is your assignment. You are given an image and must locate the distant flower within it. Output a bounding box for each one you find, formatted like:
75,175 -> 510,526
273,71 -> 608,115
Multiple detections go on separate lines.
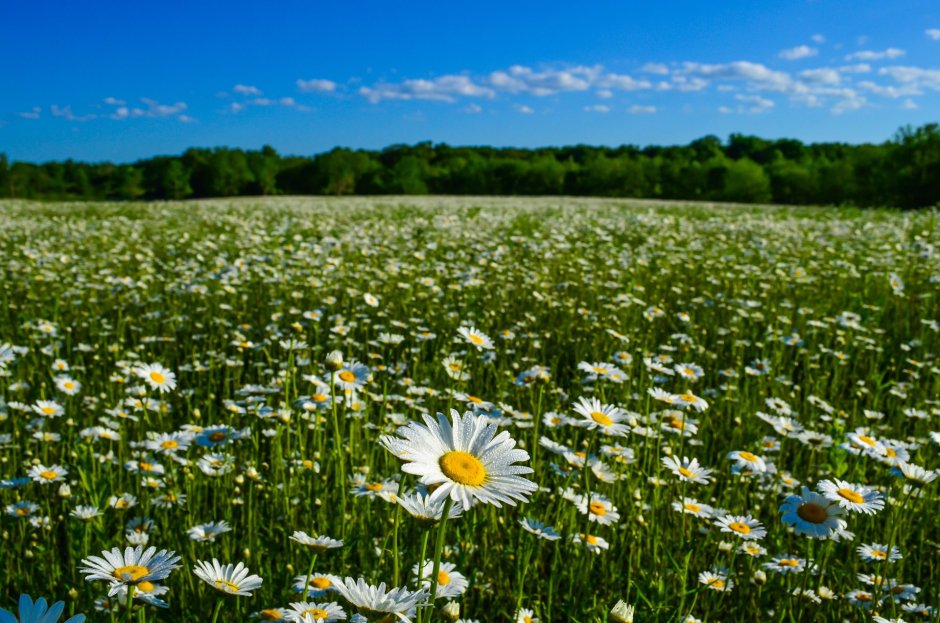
193,559 -> 263,596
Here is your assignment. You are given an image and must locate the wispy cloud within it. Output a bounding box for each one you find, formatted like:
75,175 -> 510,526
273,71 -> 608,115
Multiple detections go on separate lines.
296,78 -> 337,93
719,94 -> 775,114
926,29 -> 940,40
360,74 -> 494,103
515,104 -> 534,114
233,84 -> 262,96
628,105 -> 656,114
18,107 -> 41,120
779,45 -> 818,60
52,105 -> 97,122
108,98 -> 188,120
845,48 -> 905,61
584,104 -> 610,113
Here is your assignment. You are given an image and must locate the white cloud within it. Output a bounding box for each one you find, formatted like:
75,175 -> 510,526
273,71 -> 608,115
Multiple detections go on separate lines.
856,80 -> 921,98
595,89 -> 613,99
641,62 -> 670,75
628,105 -> 656,114
879,65 -> 940,90
678,61 -> 792,92
902,98 -> 918,109
103,97 -> 125,106
360,74 -> 494,103
837,63 -> 871,74
779,45 -> 818,60
178,114 -> 196,123
831,91 -> 867,114
845,48 -> 905,61
17,107 -> 41,120
926,28 -> 940,40
462,103 -> 482,113
107,98 -> 187,120
490,65 -> 598,96
811,34 -> 826,44
799,68 -> 840,85
737,94 -> 775,113
233,84 -> 262,96
584,104 -> 610,113
297,78 -> 337,93
515,104 -> 534,114
51,105 -> 97,121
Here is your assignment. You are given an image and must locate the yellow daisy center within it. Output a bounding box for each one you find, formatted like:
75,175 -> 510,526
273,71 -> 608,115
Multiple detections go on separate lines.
796,502 -> 828,524
39,470 -> 59,480
778,559 -> 800,567
738,451 -> 759,462
113,565 -> 149,582
467,395 -> 483,404
41,406 -> 57,415
468,334 -> 484,345
262,609 -> 283,621
590,411 -> 613,427
64,382 -> 75,390
439,451 -> 487,486
138,581 -> 155,592
836,488 -> 864,504
339,371 -> 356,383
711,579 -> 725,590
15,507 -> 30,516
728,521 -> 751,534
311,577 -> 332,589
305,609 -> 329,619
209,431 -> 227,442
149,371 -> 165,384
870,550 -> 887,559
589,501 -> 607,516
583,534 -> 598,545
214,579 -> 241,593
365,482 -> 384,492
684,503 -> 701,513
857,435 -> 877,446
160,440 -> 179,449
438,571 -> 451,585
669,417 -> 685,430
677,467 -> 693,478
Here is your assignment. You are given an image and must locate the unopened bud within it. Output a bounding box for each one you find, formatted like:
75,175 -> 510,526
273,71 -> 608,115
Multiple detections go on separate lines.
326,350 -> 344,371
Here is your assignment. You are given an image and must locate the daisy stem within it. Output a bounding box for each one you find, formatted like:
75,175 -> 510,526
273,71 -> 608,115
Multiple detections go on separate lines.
209,599 -> 224,623
392,503 -> 401,586
426,496 -> 454,622
301,553 -> 319,601
124,585 -> 134,623
329,380 -> 346,537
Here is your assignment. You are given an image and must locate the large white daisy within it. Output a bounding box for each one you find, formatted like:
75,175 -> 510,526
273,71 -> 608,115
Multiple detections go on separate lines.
380,410 -> 537,508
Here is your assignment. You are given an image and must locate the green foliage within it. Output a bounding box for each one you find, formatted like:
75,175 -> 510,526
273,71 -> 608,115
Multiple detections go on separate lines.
4,123 -> 940,206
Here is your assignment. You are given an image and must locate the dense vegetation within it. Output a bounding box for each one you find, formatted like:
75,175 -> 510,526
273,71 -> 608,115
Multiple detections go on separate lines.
2,123 -> 939,208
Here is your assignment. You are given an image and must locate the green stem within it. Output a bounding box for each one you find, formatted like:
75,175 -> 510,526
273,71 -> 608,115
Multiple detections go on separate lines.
426,497 -> 455,622
301,553 -> 319,601
209,599 -> 224,623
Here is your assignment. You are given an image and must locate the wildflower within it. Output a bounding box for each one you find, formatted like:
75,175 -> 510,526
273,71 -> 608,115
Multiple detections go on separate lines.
779,487 -> 847,539
457,326 -> 493,351
714,514 -> 767,540
28,464 -> 68,485
519,518 -> 561,541
330,577 -> 428,620
412,560 -> 468,598
818,479 -> 885,514
79,546 -> 180,595
380,410 -> 537,508
193,559 -> 263,596
571,396 -> 630,436
662,456 -> 713,485
136,363 -> 177,393
289,532 -> 343,553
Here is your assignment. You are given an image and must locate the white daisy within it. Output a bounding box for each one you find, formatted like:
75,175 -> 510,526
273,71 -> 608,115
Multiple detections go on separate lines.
79,545 -> 181,595
193,559 -> 263,596
136,363 -> 177,393
380,410 -> 537,508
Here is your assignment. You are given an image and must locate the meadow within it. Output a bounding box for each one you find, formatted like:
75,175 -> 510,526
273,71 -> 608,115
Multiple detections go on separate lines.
0,196 -> 937,623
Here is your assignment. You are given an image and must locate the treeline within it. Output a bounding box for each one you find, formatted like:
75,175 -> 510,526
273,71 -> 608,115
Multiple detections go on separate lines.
2,123 -> 939,208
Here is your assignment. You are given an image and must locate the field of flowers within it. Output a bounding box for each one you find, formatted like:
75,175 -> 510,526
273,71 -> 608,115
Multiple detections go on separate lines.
0,196 -> 937,623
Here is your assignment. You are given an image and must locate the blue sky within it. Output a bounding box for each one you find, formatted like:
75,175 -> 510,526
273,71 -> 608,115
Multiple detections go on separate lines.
3,1 -> 940,162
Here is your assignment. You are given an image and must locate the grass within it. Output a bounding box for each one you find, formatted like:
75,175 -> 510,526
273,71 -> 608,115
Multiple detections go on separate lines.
0,196 -> 937,623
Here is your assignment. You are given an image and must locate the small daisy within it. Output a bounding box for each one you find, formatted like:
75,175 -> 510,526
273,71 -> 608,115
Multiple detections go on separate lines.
763,555 -> 807,574
188,521 -> 233,542
698,569 -> 733,592
285,601 -> 346,623
726,450 -> 767,473
330,577 -> 428,620
519,518 -> 561,541
714,514 -> 766,540
857,543 -> 902,563
457,326 -> 494,351
818,479 -> 885,514
662,456 -> 713,485
193,559 -> 263,596
672,498 -> 713,518
28,464 -> 68,485
136,363 -> 177,393
412,560 -> 468,598
571,533 -> 610,553
395,491 -> 464,524
79,545 -> 181,595
571,396 -> 630,436
575,493 -> 620,526
289,532 -> 344,553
